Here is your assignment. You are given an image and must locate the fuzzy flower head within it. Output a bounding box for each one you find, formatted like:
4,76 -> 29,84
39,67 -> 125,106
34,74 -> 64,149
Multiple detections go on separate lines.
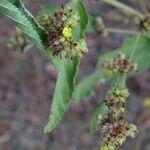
99,87 -> 138,150
38,5 -> 88,59
101,120 -> 138,150
102,53 -> 138,74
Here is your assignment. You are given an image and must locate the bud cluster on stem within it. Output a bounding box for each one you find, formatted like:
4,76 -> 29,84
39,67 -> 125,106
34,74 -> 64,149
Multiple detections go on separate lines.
102,53 -> 138,74
37,4 -> 88,59
100,53 -> 139,150
100,88 -> 138,150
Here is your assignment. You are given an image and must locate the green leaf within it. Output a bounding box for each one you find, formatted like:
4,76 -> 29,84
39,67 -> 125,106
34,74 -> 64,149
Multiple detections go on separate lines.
87,15 -> 95,33
74,36 -> 150,101
0,0 -> 45,51
0,0 -> 88,133
97,36 -> 150,72
73,69 -> 110,100
71,0 -> 89,40
90,102 -> 108,134
39,5 -> 58,17
0,0 -> 60,67
44,0 -> 89,133
76,0 -> 88,38
44,56 -> 80,133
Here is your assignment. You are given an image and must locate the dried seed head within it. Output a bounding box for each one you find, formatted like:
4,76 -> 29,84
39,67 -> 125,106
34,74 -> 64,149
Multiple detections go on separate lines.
102,54 -> 138,74
38,5 -> 88,59
100,87 -> 138,150
101,119 -> 137,149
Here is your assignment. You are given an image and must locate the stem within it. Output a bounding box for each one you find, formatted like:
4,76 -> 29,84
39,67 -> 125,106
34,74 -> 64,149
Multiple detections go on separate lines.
106,28 -> 150,37
97,0 -> 144,19
121,33 -> 141,87
107,28 -> 139,35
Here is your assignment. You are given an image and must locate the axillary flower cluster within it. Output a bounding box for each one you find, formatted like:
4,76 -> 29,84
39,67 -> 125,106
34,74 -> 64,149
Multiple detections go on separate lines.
100,88 -> 138,150
102,53 -> 138,74
38,5 -> 88,58
99,54 -> 138,150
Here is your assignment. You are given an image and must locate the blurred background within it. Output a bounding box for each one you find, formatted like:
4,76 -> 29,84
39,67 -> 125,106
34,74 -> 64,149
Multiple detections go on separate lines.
0,0 -> 150,150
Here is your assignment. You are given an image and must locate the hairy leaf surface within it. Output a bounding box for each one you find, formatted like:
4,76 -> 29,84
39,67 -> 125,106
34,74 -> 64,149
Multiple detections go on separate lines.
44,0 -> 89,133
44,57 -> 79,133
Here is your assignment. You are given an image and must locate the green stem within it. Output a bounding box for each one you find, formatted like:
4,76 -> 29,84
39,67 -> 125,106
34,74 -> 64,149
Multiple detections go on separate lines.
107,28 -> 139,35
112,33 -> 141,88
121,33 -> 141,87
107,28 -> 150,37
120,74 -> 126,88
97,0 -> 144,19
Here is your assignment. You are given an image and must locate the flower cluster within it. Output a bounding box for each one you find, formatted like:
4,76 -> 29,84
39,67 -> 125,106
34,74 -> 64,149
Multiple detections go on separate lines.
100,88 -> 138,150
139,15 -> 150,31
38,5 -> 88,58
102,54 -> 138,74
6,29 -> 29,50
104,88 -> 129,119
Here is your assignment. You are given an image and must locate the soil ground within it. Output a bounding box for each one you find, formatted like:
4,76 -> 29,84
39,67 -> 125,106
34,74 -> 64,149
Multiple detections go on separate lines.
0,0 -> 150,150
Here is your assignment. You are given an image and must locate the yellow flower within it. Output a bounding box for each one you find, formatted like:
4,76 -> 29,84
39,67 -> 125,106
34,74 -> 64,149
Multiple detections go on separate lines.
100,146 -> 108,150
106,69 -> 113,77
143,97 -> 150,108
63,27 -> 72,38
